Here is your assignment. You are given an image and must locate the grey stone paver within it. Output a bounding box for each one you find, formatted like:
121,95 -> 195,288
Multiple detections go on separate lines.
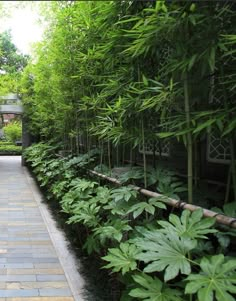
0,156 -> 85,301
39,289 -> 72,297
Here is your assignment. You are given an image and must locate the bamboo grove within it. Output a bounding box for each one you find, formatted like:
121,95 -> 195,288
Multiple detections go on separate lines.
20,1 -> 236,300
20,1 -> 236,205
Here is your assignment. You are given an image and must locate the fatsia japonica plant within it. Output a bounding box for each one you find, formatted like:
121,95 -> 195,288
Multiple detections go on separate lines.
103,209 -> 236,301
24,143 -> 236,300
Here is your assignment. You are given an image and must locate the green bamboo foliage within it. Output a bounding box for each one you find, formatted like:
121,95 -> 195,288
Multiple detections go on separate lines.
20,1 -> 236,203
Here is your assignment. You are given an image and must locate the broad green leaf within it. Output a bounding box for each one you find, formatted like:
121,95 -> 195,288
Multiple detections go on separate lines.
72,179 -> 97,192
67,202 -> 101,228
148,197 -> 167,209
135,231 -> 196,281
102,243 -> 139,275
129,273 -> 183,301
83,234 -> 100,255
185,254 -> 236,301
118,167 -> 144,184
127,198 -> 166,219
94,219 -> 132,244
95,186 -> 112,204
111,187 -> 138,202
158,209 -> 217,239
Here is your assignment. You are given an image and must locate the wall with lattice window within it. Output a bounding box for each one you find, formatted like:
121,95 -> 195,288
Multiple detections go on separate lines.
207,76 -> 231,165
139,139 -> 170,157
207,131 -> 231,164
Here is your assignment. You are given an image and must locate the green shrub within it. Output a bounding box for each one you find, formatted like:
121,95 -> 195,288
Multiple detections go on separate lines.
3,121 -> 22,143
0,145 -> 22,154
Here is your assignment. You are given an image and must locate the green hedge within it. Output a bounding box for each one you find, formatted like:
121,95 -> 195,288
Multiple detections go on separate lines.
0,141 -> 14,146
0,145 -> 22,155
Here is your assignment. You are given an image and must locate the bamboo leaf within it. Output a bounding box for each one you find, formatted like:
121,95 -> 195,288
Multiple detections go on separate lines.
188,54 -> 197,71
193,119 -> 216,134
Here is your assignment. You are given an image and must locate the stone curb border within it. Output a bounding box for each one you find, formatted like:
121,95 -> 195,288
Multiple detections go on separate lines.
23,166 -> 85,301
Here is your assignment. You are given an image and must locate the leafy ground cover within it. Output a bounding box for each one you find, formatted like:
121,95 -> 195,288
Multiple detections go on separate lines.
24,143 -> 236,301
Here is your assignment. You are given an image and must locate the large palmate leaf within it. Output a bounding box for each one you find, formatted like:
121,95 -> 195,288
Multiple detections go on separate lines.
118,167 -> 144,184
129,274 -> 183,301
111,187 -> 138,202
185,254 -> 236,301
60,191 -> 79,214
67,202 -> 101,228
94,219 -> 132,243
127,197 -> 166,219
135,231 -> 196,281
146,168 -> 176,187
102,242 -> 139,275
158,209 -> 217,239
95,186 -> 112,204
104,198 -> 137,216
157,179 -> 187,200
70,178 -> 97,192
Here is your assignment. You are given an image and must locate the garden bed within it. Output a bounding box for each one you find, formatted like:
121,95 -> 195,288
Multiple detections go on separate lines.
23,143 -> 236,301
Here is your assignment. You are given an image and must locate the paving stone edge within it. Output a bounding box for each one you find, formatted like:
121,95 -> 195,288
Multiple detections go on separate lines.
23,167 -> 85,301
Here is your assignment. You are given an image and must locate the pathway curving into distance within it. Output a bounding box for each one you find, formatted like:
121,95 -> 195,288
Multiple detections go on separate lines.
0,156 -> 85,301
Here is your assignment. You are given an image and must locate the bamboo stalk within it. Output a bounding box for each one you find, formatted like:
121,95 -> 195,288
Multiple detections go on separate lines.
107,140 -> 111,175
141,118 -> 147,188
89,169 -> 236,229
75,111 -> 79,154
194,140 -> 198,188
184,75 -> 193,204
122,145 -> 125,164
224,165 -> 231,204
116,146 -> 119,166
100,141 -> 104,168
130,147 -> 133,166
229,138 -> 236,201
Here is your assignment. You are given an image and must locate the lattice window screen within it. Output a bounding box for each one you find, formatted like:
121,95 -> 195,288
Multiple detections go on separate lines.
139,116 -> 170,157
207,76 -> 230,164
207,131 -> 231,164
139,139 -> 170,156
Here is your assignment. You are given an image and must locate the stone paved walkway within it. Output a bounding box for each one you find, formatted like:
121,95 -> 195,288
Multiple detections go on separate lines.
0,156 -> 84,301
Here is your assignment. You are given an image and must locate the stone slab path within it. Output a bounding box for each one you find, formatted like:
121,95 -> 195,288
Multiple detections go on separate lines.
0,156 -> 85,301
